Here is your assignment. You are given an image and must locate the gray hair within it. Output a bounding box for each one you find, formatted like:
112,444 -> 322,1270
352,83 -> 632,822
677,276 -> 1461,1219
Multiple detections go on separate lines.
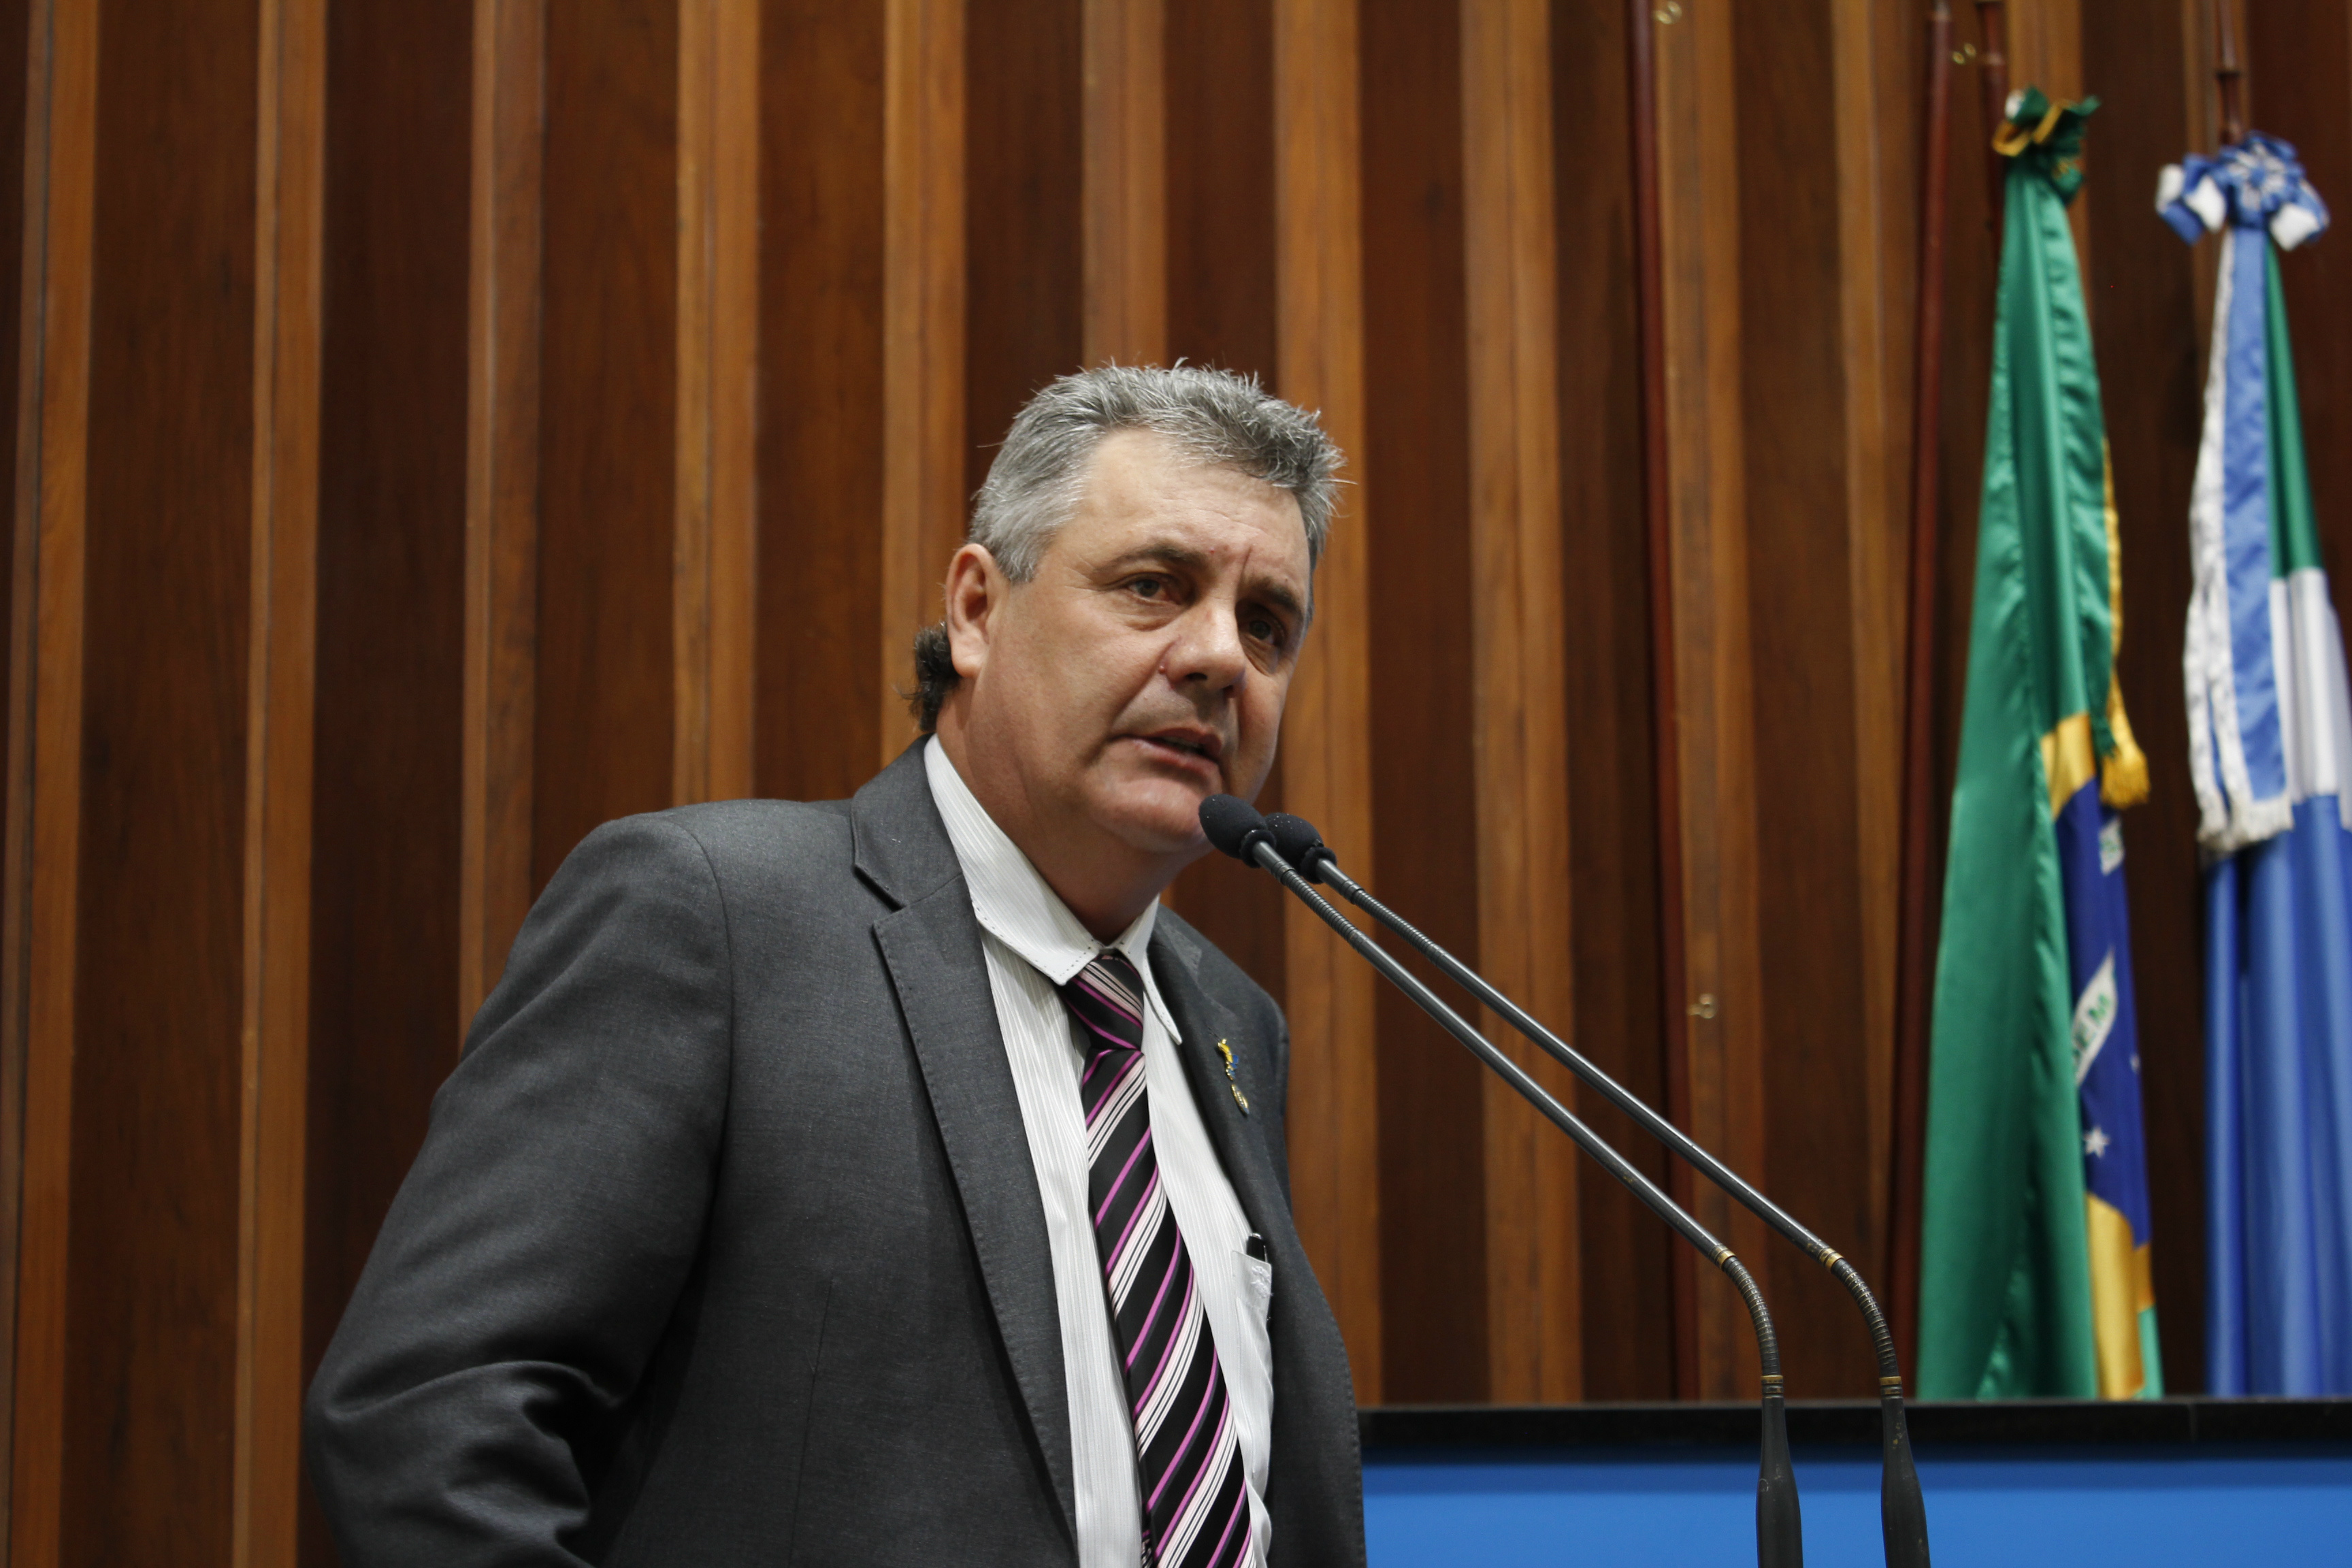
975,363 -> 1339,578
911,363 -> 1343,730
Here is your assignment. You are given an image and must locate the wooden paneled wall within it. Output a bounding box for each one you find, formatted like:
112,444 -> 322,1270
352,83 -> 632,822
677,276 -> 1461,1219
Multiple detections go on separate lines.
0,0 -> 2344,1559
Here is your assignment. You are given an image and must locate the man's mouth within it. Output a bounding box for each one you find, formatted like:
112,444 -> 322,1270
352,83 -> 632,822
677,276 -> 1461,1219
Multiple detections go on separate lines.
1132,732 -> 1224,770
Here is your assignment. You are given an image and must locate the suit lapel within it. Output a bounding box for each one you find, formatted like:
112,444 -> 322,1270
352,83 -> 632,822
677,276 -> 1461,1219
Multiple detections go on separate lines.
858,749 -> 1076,1541
1147,930 -> 1290,1247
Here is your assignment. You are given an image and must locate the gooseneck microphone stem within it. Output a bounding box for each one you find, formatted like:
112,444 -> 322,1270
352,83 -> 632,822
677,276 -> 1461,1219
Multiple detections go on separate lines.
1243,837 -> 1803,1568
1286,836 -> 1926,1568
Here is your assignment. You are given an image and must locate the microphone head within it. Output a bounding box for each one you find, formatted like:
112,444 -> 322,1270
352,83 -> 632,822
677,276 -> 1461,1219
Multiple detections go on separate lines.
1198,794 -> 1272,864
1262,813 -> 1330,883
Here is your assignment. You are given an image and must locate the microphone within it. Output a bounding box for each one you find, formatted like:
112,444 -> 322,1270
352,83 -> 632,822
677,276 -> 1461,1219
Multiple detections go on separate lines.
1200,791 -> 1276,865
1203,796 -> 1803,1568
1256,806 -> 1927,1568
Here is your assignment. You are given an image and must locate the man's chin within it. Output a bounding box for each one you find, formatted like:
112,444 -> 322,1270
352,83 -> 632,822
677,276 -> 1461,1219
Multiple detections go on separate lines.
1088,779 -> 1220,859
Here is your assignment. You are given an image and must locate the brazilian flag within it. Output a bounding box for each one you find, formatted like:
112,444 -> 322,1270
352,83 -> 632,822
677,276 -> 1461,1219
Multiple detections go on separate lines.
1918,90 -> 2163,1400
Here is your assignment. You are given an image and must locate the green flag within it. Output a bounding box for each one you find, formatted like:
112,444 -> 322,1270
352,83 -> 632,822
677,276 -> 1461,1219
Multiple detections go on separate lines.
1918,90 -> 2159,1400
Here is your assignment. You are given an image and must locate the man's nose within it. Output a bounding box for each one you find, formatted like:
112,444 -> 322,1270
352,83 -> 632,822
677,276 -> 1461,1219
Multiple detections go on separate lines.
1169,602 -> 1249,693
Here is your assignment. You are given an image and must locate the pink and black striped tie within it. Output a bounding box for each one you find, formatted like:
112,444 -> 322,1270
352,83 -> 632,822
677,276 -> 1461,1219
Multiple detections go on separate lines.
1062,951 -> 1254,1568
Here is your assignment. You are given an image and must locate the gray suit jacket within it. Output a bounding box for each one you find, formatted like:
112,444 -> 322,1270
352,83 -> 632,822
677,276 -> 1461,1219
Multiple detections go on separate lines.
305,745 -> 1367,1565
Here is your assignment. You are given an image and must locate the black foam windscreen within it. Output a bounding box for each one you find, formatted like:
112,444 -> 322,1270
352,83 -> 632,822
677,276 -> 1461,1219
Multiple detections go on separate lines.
1261,813 -> 1328,881
1198,794 -> 1270,862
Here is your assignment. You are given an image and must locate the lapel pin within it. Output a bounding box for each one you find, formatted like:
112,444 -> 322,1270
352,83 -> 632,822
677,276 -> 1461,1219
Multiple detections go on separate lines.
1215,1039 -> 1250,1114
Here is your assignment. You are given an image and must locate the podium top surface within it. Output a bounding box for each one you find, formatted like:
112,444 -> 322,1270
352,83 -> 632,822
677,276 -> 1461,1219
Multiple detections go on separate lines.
1359,1398 -> 2352,1451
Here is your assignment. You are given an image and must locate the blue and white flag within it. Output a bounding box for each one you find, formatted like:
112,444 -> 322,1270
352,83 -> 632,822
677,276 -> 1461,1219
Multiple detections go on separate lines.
2160,132 -> 2352,1394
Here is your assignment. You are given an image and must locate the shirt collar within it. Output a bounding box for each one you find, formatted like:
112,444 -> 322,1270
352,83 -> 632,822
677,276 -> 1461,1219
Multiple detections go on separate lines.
924,739 -> 1178,1037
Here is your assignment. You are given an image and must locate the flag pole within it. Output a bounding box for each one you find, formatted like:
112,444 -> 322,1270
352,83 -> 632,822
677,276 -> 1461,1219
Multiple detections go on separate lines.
1624,0 -> 1700,1401
2215,1 -> 2245,146
1890,0 -> 1956,1379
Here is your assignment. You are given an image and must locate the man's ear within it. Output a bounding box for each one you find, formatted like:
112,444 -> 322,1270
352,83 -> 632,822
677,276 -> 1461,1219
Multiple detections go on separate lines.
943,543 -> 1005,679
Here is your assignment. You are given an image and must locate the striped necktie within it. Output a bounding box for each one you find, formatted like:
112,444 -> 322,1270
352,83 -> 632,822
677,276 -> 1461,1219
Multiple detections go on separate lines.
1061,951 -> 1254,1568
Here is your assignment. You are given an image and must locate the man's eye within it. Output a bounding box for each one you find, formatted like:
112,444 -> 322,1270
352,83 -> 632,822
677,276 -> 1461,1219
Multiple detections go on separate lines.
1128,576 -> 1169,600
1247,615 -> 1287,648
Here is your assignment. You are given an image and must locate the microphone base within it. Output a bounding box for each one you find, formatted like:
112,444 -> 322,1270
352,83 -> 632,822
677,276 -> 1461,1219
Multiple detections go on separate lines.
1879,1386 -> 1931,1567
1757,1379 -> 1803,1567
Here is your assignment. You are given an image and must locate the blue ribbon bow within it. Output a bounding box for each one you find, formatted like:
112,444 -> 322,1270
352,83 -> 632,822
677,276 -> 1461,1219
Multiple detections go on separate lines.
2160,131 -> 2331,250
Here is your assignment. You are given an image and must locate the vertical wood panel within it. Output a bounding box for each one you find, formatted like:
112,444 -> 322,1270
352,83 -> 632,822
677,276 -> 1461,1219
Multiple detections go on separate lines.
0,0 -> 39,1532
532,0 -> 678,889
63,1 -> 261,1559
8,2 -> 98,1554
1461,0 -> 1579,1404
236,0 -> 325,1557
302,0 -> 472,1556
1164,0 -> 1275,381
1161,0 -> 1286,1000
964,0 -> 1081,501
674,0 -> 759,806
1272,0 -> 1381,1402
460,0 -> 544,1023
761,0 -> 887,801
880,0 -> 964,766
1832,0 -> 1910,1365
1733,0 -> 1875,1398
1652,0 -> 1768,1400
1551,0 -> 1673,1403
1082,0 -> 1164,368
1361,0 -> 1484,1405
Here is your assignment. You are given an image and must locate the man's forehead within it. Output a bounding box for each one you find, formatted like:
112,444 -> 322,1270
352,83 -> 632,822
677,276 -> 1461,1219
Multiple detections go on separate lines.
1068,443 -> 1307,562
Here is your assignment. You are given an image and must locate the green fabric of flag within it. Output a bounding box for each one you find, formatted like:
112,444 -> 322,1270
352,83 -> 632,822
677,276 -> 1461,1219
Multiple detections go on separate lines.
1918,91 -> 2116,1400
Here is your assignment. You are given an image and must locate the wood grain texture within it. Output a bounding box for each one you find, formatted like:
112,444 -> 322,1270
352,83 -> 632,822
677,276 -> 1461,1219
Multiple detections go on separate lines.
1360,0 -> 1484,1405
1272,0 -> 1381,1403
964,0 -> 1081,494
710,0 -> 757,804
461,0 -> 544,1024
1160,0 -> 1285,1002
881,0 -> 964,767
532,0 -> 678,892
302,0 -> 471,1558
675,0 -> 715,804
760,0 -> 887,802
1890,0 -> 1945,1376
0,0 -> 38,1537
1553,0 -> 1674,1405
1081,0 -> 1165,367
8,2 -> 97,1556
1733,0 -> 1876,1399
1164,0 -> 1276,382
65,1 -> 261,1558
1461,0 -> 1580,1405
1831,0 -> 1910,1367
674,0 -> 759,807
237,0 -> 326,1558
1651,0 -> 1769,1401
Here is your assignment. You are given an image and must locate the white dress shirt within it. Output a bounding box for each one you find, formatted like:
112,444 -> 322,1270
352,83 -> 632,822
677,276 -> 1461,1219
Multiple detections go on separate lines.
925,739 -> 1273,1568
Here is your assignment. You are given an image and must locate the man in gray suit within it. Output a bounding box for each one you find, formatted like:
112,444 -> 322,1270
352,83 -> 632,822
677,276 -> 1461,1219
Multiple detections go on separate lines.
306,365 -> 1367,1566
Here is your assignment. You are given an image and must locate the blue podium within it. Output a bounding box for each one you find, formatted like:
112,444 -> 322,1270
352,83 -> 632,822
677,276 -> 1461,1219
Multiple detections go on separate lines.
1360,1399 -> 2352,1567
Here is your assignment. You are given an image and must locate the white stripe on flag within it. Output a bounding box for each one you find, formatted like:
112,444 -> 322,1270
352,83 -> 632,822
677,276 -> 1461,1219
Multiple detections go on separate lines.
2187,227 -> 2240,847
